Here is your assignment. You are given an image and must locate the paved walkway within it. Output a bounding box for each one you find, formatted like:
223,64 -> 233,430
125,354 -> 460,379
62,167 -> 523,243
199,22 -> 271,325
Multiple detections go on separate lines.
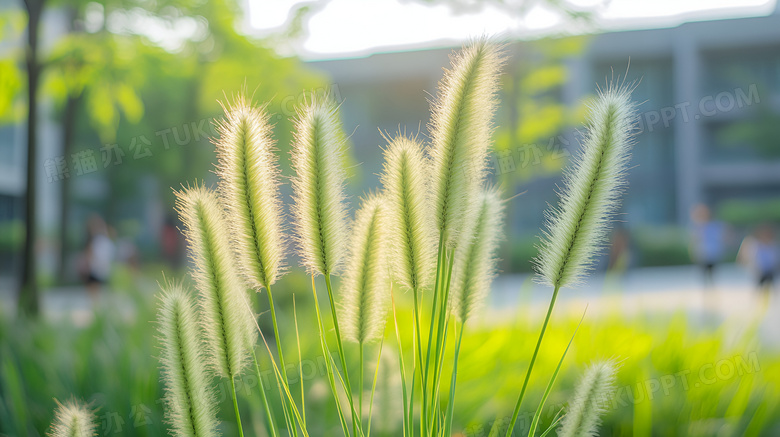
2,264 -> 778,343
0,279 -> 145,326
489,263 -> 780,346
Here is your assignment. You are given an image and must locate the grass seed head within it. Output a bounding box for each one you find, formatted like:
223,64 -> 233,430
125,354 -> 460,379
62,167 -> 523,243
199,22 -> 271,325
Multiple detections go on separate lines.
380,135 -> 437,291
175,185 -> 256,380
339,193 -> 390,344
48,399 -> 97,437
157,283 -> 220,437
450,186 -> 505,323
558,360 -> 618,437
535,84 -> 636,289
215,94 -> 286,290
290,97 -> 350,277
428,38 -> 504,248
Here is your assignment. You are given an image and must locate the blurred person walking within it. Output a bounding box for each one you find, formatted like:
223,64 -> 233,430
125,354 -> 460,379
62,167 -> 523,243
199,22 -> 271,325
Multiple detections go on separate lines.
690,204 -> 728,288
738,224 -> 778,295
80,214 -> 115,302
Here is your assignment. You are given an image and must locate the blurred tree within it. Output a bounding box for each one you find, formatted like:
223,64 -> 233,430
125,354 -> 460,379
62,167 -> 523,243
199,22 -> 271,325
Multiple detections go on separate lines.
44,16 -> 147,282
415,0 -> 598,22
496,37 -> 588,184
6,0 -> 325,313
0,12 -> 26,124
18,0 -> 46,315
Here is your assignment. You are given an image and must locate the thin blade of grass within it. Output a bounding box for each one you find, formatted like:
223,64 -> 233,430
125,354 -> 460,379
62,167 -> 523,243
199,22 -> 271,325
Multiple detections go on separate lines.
505,285 -> 562,437
311,276 -> 351,436
429,247 -> 456,433
251,347 -> 278,437
487,415 -> 501,437
328,351 -> 366,437
325,273 -> 360,436
366,332 -> 385,437
293,295 -> 307,428
267,285 -> 298,437
538,408 -> 565,437
392,291 -> 411,437
443,325 -> 465,437
527,306 -> 588,437
423,232 -> 445,436
359,343 -> 364,433
248,303 -> 310,437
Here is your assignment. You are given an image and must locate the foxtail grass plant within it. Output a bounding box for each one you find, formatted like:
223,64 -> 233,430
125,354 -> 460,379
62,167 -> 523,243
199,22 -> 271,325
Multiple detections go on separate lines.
558,361 -> 618,437
380,134 -> 437,435
140,40 -> 637,437
213,93 -> 294,434
48,399 -> 96,437
157,283 -> 219,437
339,193 -> 391,431
443,186 -> 505,435
289,96 -> 359,434
504,84 -> 636,437
175,185 -> 257,437
420,38 -> 505,437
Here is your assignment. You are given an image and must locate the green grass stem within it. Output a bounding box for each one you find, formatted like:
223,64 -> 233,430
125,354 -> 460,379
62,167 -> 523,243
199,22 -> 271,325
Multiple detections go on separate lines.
230,377 -> 245,437
505,285 -> 561,437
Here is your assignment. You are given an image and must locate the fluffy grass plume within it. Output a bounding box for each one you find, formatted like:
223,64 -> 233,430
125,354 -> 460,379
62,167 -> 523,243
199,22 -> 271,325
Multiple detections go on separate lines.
48,399 -> 96,437
290,97 -> 350,276
380,135 -> 436,291
215,94 -> 285,290
535,85 -> 636,288
339,194 -> 390,344
157,283 -> 220,437
175,185 -> 256,379
450,186 -> 504,323
558,360 -> 618,437
428,39 -> 504,248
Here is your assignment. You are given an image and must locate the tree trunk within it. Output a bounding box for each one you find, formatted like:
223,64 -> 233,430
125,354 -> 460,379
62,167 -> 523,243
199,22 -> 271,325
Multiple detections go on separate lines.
55,6 -> 81,284
57,95 -> 79,283
19,0 -> 44,315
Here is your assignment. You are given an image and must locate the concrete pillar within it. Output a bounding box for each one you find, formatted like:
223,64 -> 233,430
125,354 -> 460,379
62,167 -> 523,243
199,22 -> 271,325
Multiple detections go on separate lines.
672,34 -> 702,225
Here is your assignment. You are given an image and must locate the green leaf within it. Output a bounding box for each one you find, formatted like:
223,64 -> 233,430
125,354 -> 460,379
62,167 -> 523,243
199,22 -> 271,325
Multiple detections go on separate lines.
527,306 -> 587,436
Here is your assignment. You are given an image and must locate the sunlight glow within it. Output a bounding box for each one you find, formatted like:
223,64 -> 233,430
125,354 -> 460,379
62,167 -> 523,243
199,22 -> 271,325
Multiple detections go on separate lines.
247,0 -> 777,58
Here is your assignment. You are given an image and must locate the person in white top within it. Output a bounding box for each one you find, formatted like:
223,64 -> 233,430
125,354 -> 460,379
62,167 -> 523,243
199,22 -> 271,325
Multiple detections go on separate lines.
83,214 -> 115,301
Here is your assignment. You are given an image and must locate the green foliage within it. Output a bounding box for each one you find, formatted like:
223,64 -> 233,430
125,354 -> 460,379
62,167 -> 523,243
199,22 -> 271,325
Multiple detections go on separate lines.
44,33 -> 148,142
718,198 -> 780,227
0,221 -> 24,252
3,285 -> 779,435
633,227 -> 692,267
495,36 -> 588,183
0,58 -> 24,123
